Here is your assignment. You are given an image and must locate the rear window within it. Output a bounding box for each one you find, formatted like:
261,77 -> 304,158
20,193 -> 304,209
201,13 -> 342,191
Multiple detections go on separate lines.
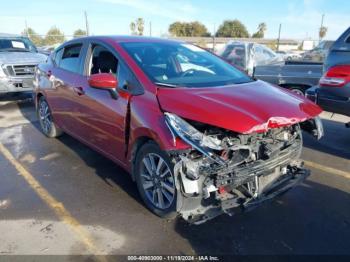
221,44 -> 246,69
58,44 -> 82,73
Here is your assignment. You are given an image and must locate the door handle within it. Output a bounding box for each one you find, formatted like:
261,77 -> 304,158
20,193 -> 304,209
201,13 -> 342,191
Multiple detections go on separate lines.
73,86 -> 85,96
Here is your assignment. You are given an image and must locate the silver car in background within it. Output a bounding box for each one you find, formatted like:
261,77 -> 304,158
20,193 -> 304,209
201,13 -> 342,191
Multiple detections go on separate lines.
218,41 -> 282,75
0,34 -> 47,94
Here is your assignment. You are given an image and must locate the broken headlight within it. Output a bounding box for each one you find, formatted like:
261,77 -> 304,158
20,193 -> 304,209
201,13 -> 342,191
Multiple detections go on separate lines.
164,112 -> 225,165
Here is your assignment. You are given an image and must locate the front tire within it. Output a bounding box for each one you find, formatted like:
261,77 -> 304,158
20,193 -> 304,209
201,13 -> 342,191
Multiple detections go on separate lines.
134,142 -> 178,219
37,96 -> 63,138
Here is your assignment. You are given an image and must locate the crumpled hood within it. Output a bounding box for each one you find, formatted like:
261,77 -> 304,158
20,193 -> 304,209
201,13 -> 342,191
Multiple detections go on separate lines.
157,80 -> 322,134
0,52 -> 47,65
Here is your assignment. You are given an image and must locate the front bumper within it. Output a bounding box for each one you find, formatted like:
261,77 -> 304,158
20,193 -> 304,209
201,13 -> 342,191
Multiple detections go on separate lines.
0,77 -> 34,93
182,166 -> 310,225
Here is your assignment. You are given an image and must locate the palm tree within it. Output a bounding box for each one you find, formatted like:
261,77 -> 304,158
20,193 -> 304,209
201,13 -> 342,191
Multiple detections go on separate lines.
319,26 -> 327,40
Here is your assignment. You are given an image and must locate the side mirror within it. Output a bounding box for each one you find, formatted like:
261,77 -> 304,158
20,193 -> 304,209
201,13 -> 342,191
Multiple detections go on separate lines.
88,73 -> 118,99
88,73 -> 118,89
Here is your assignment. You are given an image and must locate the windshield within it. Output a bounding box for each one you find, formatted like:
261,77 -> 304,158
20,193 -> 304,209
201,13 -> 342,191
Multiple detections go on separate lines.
121,41 -> 252,88
0,38 -> 37,53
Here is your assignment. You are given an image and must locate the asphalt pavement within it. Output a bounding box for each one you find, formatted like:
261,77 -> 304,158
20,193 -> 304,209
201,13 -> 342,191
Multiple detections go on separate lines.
0,93 -> 349,257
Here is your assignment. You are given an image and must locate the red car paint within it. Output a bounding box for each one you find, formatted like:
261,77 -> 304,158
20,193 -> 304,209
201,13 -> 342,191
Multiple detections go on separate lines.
157,80 -> 322,134
35,36 -> 322,175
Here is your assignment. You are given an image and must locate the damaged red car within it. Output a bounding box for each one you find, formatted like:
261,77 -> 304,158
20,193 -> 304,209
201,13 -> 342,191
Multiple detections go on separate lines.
34,36 -> 323,224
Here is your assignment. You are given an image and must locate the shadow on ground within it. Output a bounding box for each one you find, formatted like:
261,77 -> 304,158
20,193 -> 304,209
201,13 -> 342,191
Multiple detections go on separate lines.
174,179 -> 350,255
303,118 -> 350,160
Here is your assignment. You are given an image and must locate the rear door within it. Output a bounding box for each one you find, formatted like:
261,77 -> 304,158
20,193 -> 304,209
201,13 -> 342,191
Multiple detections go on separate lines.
43,43 -> 83,131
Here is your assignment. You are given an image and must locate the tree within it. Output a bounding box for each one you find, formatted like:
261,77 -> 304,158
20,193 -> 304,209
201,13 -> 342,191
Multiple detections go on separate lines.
319,26 -> 327,40
252,22 -> 267,38
44,26 -> 65,45
73,29 -> 87,38
22,27 -> 43,46
169,21 -> 210,37
216,19 -> 249,38
130,18 -> 145,35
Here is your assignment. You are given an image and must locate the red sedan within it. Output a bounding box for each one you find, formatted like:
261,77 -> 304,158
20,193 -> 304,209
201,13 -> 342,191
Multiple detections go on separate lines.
34,36 -> 323,224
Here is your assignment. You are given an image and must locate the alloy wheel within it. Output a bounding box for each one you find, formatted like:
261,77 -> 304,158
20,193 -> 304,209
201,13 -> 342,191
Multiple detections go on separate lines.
140,153 -> 175,210
39,99 -> 52,135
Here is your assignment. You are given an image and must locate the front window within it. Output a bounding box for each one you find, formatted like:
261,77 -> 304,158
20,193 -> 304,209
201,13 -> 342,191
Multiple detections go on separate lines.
0,37 -> 37,52
121,42 -> 252,88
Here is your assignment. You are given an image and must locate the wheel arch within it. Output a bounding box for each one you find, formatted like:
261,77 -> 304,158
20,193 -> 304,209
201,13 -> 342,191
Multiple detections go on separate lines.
35,92 -> 45,109
279,84 -> 311,93
128,135 -> 158,181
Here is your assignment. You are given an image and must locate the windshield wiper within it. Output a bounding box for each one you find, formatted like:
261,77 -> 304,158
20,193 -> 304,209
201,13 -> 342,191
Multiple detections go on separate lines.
154,82 -> 179,88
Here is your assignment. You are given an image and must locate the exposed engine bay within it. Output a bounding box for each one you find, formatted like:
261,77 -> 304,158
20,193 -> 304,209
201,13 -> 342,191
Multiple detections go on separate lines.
165,113 -> 323,224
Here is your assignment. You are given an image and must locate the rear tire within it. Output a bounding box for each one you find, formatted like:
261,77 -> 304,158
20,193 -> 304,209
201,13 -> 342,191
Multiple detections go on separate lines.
37,96 -> 63,138
289,87 -> 305,96
134,141 -> 178,219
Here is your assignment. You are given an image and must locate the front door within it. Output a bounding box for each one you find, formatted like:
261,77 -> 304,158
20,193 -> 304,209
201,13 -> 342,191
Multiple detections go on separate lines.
71,43 -> 132,165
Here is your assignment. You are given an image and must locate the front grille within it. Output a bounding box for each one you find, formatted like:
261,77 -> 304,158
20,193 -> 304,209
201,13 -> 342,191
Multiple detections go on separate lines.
6,65 -> 36,76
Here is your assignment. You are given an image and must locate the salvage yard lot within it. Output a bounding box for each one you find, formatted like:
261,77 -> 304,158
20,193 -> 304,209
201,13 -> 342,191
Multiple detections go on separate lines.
0,93 -> 350,255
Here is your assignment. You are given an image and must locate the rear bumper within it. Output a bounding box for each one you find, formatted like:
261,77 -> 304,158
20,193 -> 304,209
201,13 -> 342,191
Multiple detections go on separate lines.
306,85 -> 350,117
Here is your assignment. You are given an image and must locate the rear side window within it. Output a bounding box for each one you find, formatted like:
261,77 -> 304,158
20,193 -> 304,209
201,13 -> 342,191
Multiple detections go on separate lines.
346,36 -> 350,44
52,48 -> 63,66
59,44 -> 83,73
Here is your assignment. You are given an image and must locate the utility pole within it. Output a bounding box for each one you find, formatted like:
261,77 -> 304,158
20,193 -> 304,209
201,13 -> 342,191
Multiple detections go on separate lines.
25,19 -> 29,37
212,23 -> 216,52
319,13 -> 325,42
277,23 -> 282,51
84,11 -> 90,36
149,21 -> 152,36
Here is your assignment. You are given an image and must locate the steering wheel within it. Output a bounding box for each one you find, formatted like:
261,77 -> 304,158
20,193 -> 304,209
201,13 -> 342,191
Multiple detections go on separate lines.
181,69 -> 196,77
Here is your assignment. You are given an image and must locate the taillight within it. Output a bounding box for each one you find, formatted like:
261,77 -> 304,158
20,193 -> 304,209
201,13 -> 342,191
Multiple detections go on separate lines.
319,65 -> 350,87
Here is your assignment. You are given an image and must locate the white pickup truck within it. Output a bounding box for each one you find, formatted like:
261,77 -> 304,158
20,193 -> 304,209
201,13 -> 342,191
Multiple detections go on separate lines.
0,34 -> 47,94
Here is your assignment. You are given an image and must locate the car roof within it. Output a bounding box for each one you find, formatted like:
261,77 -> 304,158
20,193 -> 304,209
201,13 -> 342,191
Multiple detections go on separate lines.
70,35 -> 184,44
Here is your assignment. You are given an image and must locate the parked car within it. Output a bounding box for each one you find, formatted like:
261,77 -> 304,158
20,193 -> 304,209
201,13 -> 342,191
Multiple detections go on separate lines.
0,33 -> 47,94
218,41 -> 282,75
219,41 -> 322,96
34,36 -> 323,224
306,27 -> 350,121
276,50 -> 302,61
254,60 -> 323,96
302,40 -> 334,62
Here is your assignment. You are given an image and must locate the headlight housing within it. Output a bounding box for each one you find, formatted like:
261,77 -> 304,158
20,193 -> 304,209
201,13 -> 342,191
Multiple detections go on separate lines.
314,116 -> 324,140
164,112 -> 225,165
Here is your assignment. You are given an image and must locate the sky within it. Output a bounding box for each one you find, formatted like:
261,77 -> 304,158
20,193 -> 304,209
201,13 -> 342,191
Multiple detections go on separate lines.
0,0 -> 349,40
